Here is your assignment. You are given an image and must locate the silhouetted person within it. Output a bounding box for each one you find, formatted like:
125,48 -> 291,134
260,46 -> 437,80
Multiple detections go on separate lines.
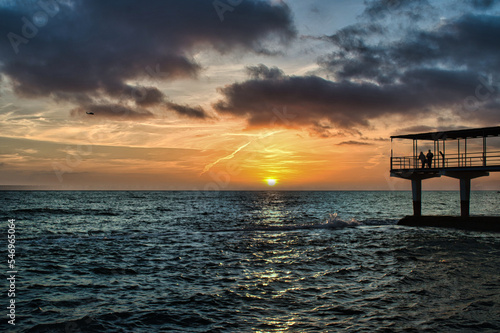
419,151 -> 426,168
440,151 -> 445,168
427,150 -> 434,168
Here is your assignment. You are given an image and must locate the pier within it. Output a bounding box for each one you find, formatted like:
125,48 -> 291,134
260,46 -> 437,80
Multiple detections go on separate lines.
390,126 -> 500,231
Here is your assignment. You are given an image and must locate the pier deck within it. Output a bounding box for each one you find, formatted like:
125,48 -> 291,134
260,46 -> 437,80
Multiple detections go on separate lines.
390,126 -> 500,228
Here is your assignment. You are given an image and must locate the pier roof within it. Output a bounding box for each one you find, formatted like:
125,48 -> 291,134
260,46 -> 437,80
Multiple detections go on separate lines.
391,126 -> 500,141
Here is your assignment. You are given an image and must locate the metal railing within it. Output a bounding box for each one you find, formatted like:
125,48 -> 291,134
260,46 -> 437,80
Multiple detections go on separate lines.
391,151 -> 500,170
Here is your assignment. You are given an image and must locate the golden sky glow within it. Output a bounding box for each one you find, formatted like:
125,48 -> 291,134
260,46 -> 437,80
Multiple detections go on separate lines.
1,1 -> 500,190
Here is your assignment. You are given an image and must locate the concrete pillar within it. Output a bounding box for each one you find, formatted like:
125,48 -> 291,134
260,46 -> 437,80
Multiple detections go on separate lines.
412,179 -> 422,217
460,178 -> 471,217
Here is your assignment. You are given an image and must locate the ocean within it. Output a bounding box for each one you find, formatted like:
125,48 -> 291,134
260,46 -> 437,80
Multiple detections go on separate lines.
1,191 -> 499,332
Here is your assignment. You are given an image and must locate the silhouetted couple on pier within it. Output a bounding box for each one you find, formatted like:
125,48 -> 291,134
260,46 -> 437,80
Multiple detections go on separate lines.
419,150 -> 434,168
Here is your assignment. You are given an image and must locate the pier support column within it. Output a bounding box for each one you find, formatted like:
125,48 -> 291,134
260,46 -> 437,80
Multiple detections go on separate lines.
444,171 -> 488,218
412,179 -> 422,217
460,178 -> 471,217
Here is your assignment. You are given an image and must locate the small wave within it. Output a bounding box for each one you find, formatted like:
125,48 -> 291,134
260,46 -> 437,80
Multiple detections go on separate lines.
26,315 -> 107,333
156,207 -> 173,212
210,213 -> 360,233
325,213 -> 360,227
14,208 -> 74,214
91,267 -> 138,275
12,207 -> 119,216
362,219 -> 399,226
330,305 -> 365,316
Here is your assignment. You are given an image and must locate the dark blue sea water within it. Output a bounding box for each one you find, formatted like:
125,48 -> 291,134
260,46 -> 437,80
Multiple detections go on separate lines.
1,191 -> 499,332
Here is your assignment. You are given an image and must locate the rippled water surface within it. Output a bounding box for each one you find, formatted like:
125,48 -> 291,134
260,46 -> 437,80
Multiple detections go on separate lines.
1,191 -> 499,332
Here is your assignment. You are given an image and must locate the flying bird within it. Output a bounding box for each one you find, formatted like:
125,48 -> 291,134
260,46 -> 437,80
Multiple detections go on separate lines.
86,112 -> 94,115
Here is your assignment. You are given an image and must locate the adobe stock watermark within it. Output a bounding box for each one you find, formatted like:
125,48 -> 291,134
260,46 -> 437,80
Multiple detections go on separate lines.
109,64 -> 169,120
197,106 -> 295,194
0,103 -> 21,115
213,0 -> 243,22
270,106 -> 296,127
6,219 -> 17,326
7,0 -> 66,55
52,63 -> 169,182
398,252 -> 461,327
145,64 -> 169,83
463,74 -> 500,112
63,270 -> 132,332
372,0 -> 403,19
52,137 -> 97,183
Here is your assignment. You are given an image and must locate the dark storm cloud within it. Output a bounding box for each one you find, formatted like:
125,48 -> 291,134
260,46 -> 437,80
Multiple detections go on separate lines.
320,14 -> 500,83
394,125 -> 471,135
215,6 -> 500,132
336,141 -> 372,146
246,64 -> 285,80
395,125 -> 436,134
362,0 -> 435,21
321,12 -> 500,125
214,66 -> 478,129
70,97 -> 209,120
390,15 -> 500,72
467,0 -> 500,9
131,87 -> 165,107
321,23 -> 385,52
70,104 -> 154,120
68,85 -> 211,119
0,0 -> 295,119
165,102 -> 209,120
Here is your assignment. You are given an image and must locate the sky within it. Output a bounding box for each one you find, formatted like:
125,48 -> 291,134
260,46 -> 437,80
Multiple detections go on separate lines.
1,0 -> 500,190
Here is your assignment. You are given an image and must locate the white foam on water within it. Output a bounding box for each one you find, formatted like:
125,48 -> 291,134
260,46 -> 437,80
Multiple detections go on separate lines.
325,213 -> 361,228
212,213 -> 361,233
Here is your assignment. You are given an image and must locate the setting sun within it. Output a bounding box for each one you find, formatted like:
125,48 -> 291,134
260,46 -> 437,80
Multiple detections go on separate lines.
266,179 -> 277,186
